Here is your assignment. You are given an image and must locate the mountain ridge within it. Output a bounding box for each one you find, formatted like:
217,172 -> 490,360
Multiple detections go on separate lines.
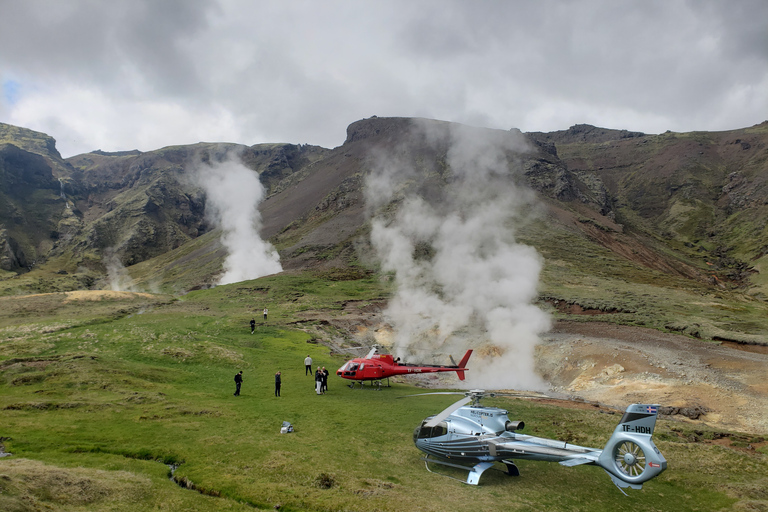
2,117 -> 768,341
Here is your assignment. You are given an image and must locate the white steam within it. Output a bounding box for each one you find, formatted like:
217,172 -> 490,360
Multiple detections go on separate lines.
194,156 -> 282,285
366,121 -> 550,391
104,248 -> 135,292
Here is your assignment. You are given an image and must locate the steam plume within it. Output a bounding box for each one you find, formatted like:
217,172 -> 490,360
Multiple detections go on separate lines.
194,155 -> 282,285
365,120 -> 550,390
104,247 -> 135,291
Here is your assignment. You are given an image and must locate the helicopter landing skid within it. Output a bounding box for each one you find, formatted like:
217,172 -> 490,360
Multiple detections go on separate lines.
422,456 -> 516,485
347,378 -> 391,390
502,460 -> 520,476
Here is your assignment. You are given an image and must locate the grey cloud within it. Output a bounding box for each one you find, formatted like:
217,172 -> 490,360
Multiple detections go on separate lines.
0,0 -> 766,156
0,0 -> 216,97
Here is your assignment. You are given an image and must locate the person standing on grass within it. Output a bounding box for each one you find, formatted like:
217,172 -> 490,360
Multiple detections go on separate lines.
315,367 -> 323,395
234,371 -> 243,396
250,318 -> 256,334
304,355 -> 313,376
263,307 -> 268,321
275,371 -> 281,397
321,366 -> 329,393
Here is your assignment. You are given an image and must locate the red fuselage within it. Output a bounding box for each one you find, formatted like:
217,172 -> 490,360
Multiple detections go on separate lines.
336,350 -> 472,382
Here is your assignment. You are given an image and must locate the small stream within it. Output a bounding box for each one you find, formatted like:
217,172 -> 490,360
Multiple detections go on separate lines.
0,437 -> 11,458
58,178 -> 70,209
167,463 -> 222,498
167,463 -> 180,479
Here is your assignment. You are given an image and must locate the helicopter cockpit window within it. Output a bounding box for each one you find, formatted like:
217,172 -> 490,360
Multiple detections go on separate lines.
417,421 -> 448,439
348,363 -> 359,372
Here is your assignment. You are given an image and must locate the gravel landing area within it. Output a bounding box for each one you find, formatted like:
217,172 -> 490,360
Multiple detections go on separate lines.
536,320 -> 768,434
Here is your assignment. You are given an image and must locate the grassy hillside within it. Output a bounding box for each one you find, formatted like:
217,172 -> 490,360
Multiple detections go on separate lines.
547,123 -> 768,294
1,273 -> 765,511
519,213 -> 768,342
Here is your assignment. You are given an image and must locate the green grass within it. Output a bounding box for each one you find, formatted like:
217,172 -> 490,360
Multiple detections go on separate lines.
0,272 -> 766,511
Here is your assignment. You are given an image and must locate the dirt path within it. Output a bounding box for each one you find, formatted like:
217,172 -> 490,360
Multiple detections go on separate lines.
537,321 -> 768,434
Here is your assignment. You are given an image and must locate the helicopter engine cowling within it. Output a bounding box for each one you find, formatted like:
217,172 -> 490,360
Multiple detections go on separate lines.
505,420 -> 525,432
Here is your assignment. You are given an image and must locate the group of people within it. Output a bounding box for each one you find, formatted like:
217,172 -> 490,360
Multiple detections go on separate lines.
314,365 -> 329,395
233,355 -> 330,397
306,354 -> 329,394
236,317 -> 337,397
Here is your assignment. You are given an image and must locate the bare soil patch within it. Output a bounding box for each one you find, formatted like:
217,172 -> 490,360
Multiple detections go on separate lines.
64,290 -> 156,302
538,320 -> 768,434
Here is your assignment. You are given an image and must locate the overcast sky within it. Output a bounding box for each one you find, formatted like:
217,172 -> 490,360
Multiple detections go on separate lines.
1,0 -> 766,158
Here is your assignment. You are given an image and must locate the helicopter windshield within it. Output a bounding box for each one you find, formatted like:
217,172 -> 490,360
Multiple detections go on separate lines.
416,421 -> 448,439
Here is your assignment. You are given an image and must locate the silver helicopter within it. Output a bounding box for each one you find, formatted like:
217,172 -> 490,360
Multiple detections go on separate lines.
409,390 -> 667,493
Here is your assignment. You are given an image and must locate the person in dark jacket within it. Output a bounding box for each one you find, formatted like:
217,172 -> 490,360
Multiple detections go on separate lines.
321,366 -> 329,393
250,318 -> 256,334
314,367 -> 323,395
234,371 -> 243,396
275,371 -> 282,397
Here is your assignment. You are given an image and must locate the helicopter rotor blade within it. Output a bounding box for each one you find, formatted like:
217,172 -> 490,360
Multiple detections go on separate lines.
398,392 -> 466,399
400,389 -> 551,401
489,391 -> 549,399
425,396 -> 472,427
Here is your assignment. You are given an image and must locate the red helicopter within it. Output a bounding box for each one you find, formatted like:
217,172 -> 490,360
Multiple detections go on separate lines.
336,346 -> 472,389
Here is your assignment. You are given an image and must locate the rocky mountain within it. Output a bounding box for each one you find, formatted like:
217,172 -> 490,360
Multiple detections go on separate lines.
0,124 -> 70,271
2,117 -> 768,338
529,122 -> 768,289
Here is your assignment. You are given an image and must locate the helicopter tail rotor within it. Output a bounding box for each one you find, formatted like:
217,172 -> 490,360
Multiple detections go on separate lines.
597,404 -> 667,489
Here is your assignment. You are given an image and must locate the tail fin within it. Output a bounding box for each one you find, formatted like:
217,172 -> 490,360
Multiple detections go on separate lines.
613,403 -> 660,436
455,350 -> 472,381
597,404 -> 667,492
